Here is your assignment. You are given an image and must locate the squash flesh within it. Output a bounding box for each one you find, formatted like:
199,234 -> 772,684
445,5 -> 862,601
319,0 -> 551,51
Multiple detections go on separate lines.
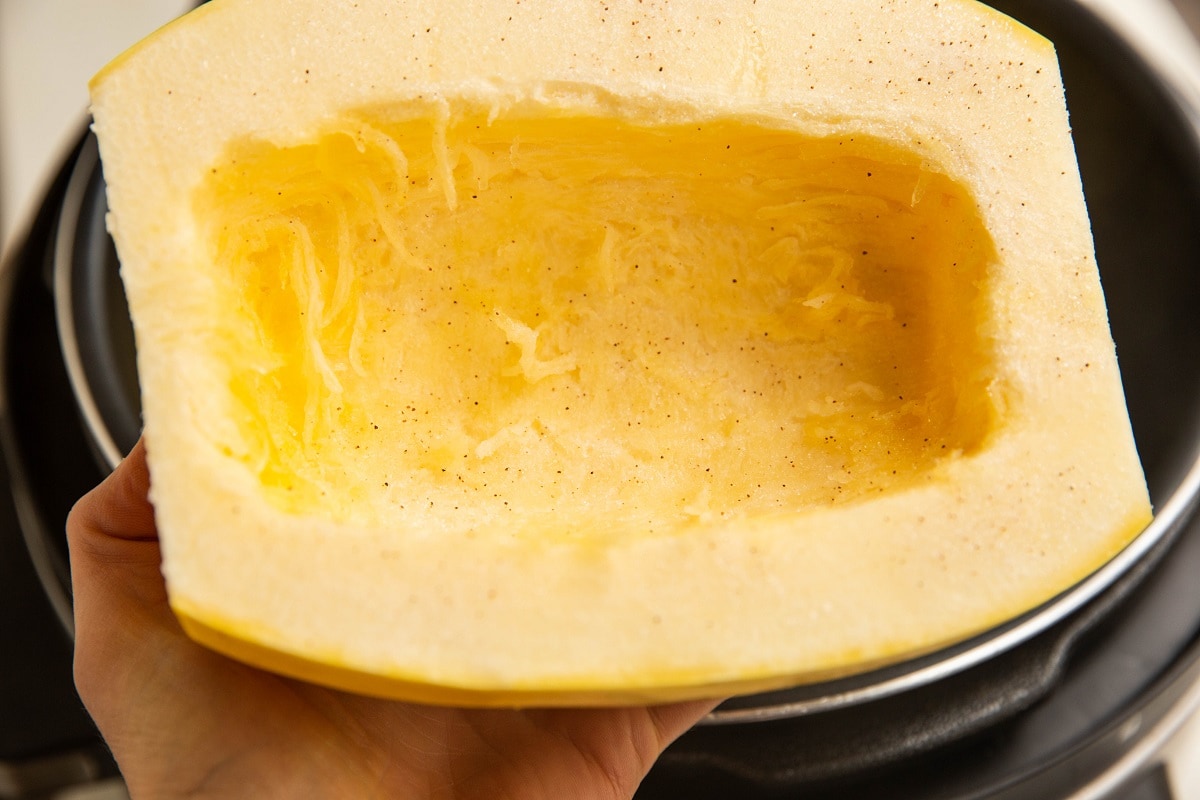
88,0 -> 1154,704
199,108 -> 998,537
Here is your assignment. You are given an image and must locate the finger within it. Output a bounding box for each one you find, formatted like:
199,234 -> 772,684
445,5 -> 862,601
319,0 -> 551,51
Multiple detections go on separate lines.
68,436 -> 156,547
512,697 -> 722,799
67,436 -> 166,618
66,437 -> 178,719
644,697 -> 723,748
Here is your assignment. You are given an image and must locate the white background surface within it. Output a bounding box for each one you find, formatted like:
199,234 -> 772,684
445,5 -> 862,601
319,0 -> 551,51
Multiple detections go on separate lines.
0,1 -> 1198,797
0,0 -> 187,251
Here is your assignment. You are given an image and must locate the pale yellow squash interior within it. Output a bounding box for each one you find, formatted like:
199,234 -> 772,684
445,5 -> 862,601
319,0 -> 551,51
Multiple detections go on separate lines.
195,105 -> 998,539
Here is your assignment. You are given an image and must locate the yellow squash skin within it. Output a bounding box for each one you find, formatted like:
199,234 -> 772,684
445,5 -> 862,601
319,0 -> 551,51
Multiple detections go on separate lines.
90,0 -> 1151,705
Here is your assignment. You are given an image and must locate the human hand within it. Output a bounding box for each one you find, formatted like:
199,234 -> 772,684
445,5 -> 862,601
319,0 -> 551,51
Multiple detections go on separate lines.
68,439 -> 719,799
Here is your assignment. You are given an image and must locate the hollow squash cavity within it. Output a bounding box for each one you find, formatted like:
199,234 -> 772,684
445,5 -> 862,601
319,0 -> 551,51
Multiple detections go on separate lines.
196,105 -> 998,539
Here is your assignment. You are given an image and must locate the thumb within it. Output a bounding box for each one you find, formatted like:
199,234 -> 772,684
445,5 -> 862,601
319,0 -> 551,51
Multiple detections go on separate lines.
66,438 -> 178,713
66,436 -> 163,601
